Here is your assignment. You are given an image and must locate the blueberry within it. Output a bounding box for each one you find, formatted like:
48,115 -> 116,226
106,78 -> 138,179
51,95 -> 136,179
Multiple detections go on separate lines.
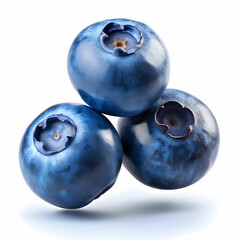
68,18 -> 169,117
19,103 -> 123,209
118,89 -> 220,189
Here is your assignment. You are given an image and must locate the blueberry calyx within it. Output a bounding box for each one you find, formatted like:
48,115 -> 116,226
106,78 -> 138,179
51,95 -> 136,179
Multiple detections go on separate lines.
155,101 -> 195,138
33,114 -> 76,155
100,22 -> 143,56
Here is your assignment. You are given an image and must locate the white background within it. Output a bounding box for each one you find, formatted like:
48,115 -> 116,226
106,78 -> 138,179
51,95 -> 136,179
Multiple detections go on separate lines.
0,0 -> 239,239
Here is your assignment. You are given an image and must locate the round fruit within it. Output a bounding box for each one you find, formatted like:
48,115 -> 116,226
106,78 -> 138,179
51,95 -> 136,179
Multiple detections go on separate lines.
19,103 -> 123,209
67,18 -> 169,117
118,89 -> 220,189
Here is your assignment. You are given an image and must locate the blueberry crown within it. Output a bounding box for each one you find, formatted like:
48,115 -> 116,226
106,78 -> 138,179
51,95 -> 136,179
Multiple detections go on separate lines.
100,22 -> 143,56
33,114 -> 76,155
155,101 -> 195,138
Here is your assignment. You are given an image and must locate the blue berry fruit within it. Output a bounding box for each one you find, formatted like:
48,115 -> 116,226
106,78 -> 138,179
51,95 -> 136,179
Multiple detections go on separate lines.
118,89 -> 220,189
20,103 -> 123,209
68,18 -> 169,116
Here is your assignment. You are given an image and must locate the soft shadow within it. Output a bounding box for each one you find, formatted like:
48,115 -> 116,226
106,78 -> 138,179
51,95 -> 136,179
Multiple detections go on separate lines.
20,195 -> 218,240
55,199 -> 199,220
56,208 -> 112,220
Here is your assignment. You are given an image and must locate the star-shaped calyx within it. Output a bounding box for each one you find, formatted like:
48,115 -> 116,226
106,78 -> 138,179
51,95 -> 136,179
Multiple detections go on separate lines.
155,101 -> 195,138
100,22 -> 143,56
33,114 -> 76,155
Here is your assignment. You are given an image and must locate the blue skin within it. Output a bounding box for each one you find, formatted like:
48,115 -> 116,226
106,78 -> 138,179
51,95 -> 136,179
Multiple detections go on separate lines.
68,18 -> 169,117
118,89 -> 220,189
19,104 -> 123,209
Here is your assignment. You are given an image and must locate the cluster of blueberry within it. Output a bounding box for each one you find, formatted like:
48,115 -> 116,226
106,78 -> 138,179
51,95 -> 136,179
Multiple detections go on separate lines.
19,19 -> 220,209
